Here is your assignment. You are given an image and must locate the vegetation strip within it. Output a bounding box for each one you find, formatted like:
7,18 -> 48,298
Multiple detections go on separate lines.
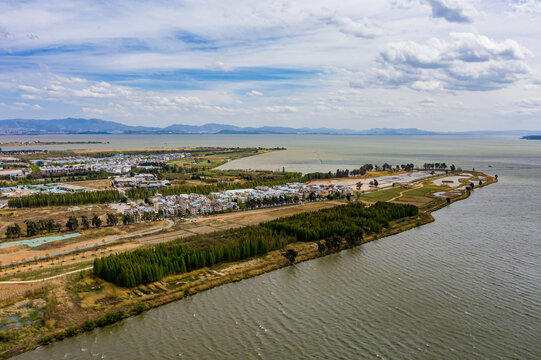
93,202 -> 418,287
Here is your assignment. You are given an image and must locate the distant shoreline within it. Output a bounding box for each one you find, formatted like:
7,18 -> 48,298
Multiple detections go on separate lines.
0,141 -> 108,146
0,118 -> 540,136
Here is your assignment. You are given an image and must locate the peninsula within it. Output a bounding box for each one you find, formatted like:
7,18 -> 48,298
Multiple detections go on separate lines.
0,148 -> 497,358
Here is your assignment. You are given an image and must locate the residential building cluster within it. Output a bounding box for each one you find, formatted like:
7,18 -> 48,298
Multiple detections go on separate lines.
112,173 -> 170,188
115,182 -> 352,218
0,157 -> 30,178
31,152 -> 190,174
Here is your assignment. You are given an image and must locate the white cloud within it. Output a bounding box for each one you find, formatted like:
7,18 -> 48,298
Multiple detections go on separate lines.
511,0 -> 541,13
411,80 -> 444,91
17,76 -> 201,112
324,15 -> 382,39
391,0 -> 418,9
517,98 -> 541,108
355,33 -> 533,91
0,26 -> 12,39
246,90 -> 264,96
206,61 -> 233,71
259,105 -> 299,113
18,85 -> 40,93
424,0 -> 478,23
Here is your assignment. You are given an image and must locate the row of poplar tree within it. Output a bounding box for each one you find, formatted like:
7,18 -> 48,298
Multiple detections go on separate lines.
4,212 -> 142,239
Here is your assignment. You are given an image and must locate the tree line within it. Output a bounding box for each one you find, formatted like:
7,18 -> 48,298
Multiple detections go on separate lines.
94,202 -> 418,287
303,163 -> 417,181
7,190 -> 124,208
262,201 -> 418,243
94,226 -> 293,287
3,211 -> 159,239
423,163 -> 455,170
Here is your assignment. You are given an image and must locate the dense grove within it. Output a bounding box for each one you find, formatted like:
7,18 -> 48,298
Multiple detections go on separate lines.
94,226 -> 293,287
94,202 -> 418,287
7,190 -> 123,208
262,202 -> 419,242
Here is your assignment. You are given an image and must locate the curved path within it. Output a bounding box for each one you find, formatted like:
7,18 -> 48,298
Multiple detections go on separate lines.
0,219 -> 174,270
0,266 -> 93,284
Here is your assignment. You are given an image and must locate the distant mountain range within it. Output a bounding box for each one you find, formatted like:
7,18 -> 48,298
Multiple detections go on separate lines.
0,118 -> 539,136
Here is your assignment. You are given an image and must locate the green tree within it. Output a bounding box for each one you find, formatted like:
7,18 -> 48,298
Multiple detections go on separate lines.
24,220 -> 39,237
81,216 -> 90,230
326,234 -> 342,251
92,215 -> 102,228
5,224 -> 22,239
66,216 -> 79,231
106,213 -> 119,226
282,249 -> 298,264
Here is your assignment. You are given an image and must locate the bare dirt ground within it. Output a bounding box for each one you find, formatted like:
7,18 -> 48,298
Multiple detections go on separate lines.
0,221 -> 168,271
63,179 -> 113,190
0,205 -> 110,240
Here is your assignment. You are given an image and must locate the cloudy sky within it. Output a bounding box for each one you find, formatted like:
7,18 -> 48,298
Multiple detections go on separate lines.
1,0 -> 540,131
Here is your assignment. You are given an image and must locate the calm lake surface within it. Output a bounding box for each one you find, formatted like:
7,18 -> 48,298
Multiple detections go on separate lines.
10,135 -> 541,359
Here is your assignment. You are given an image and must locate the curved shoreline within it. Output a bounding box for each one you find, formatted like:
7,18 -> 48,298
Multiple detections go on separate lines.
0,174 -> 497,359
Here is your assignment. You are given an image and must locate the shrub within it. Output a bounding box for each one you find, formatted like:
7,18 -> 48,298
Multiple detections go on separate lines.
132,302 -> 147,315
82,319 -> 96,331
65,327 -> 79,337
39,334 -> 55,345
96,311 -> 125,327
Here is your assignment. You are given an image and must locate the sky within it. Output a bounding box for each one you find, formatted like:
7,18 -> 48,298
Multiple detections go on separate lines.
0,0 -> 540,131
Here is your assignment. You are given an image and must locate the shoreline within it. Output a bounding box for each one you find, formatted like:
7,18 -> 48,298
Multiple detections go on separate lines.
0,173 -> 497,359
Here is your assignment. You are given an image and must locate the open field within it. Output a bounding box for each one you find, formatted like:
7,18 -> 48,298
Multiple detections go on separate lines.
0,205 -> 110,240
63,179 -> 113,190
359,187 -> 404,202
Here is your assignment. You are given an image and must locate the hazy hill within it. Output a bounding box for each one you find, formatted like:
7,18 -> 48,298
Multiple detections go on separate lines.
0,118 -> 538,136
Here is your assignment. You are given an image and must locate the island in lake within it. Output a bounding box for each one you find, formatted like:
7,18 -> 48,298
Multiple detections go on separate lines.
521,135 -> 541,140
0,147 -> 497,358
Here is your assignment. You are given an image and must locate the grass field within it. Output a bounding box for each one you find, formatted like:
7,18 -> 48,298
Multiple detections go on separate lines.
359,187 -> 403,202
401,183 -> 445,197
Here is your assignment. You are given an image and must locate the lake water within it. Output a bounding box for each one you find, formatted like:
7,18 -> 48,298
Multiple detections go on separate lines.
11,135 -> 541,359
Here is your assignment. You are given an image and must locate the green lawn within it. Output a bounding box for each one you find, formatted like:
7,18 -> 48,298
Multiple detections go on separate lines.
402,184 -> 445,197
360,187 -> 403,202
